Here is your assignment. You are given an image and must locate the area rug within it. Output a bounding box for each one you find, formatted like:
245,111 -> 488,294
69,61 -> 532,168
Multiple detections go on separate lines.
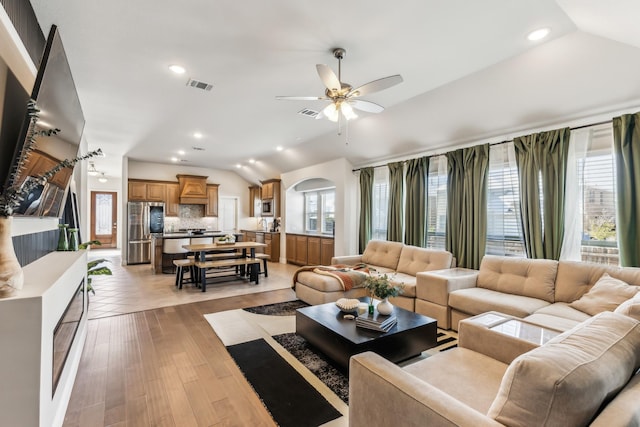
204,301 -> 458,427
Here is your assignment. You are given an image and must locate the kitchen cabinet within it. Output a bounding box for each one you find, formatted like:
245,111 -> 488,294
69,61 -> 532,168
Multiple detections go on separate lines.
286,234 -> 296,264
243,230 -> 279,261
128,180 -> 166,202
307,237 -> 321,265
261,181 -> 274,199
260,178 -> 281,217
205,184 -> 219,216
286,233 -> 334,265
248,185 -> 261,217
165,183 -> 180,216
321,238 -> 335,265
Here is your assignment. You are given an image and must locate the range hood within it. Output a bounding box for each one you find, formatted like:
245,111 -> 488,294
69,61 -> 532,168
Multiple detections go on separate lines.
177,174 -> 208,204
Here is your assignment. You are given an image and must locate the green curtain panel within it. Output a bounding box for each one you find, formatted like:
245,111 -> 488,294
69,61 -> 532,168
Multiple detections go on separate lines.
514,127 -> 570,260
387,162 -> 404,242
358,167 -> 374,253
445,145 -> 489,269
404,156 -> 429,246
613,112 -> 640,267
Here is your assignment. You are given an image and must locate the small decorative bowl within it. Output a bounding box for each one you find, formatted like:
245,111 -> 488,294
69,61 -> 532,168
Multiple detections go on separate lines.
335,298 -> 360,313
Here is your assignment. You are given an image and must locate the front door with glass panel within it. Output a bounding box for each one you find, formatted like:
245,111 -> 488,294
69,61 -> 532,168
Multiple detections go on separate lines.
91,191 -> 117,248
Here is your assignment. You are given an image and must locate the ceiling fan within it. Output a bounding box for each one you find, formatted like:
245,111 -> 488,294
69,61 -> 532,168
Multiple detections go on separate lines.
276,48 -> 403,132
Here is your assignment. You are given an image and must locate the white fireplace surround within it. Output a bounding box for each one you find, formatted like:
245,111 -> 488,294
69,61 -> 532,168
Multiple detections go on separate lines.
0,250 -> 87,426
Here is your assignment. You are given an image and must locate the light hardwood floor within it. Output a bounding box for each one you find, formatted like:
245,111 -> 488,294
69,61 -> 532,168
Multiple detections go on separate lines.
64,253 -> 300,427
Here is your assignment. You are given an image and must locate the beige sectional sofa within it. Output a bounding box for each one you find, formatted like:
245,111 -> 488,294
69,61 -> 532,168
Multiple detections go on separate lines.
349,311 -> 640,427
416,255 -> 640,330
294,240 -> 453,310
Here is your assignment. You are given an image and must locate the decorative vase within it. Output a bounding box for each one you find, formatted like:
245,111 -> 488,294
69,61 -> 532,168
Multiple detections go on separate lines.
377,297 -> 394,315
57,224 -> 69,251
0,216 -> 24,296
68,228 -> 79,251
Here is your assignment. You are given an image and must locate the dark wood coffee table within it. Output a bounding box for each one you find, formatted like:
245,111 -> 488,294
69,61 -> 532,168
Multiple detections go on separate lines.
296,298 -> 437,372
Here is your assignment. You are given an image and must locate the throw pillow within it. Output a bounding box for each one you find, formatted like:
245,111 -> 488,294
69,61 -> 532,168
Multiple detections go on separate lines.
569,273 -> 639,316
615,292 -> 640,321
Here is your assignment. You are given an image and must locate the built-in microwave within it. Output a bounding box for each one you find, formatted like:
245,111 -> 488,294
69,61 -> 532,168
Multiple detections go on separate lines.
262,199 -> 274,216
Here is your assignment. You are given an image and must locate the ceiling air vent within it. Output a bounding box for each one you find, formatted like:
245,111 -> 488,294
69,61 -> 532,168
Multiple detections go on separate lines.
187,78 -> 213,91
298,108 -> 319,118
192,146 -> 206,151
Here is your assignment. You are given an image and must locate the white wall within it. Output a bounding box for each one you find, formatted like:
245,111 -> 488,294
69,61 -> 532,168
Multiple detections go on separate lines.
281,157 -> 358,260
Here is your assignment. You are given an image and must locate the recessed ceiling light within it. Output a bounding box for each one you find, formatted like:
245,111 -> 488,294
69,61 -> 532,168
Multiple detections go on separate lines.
171,157 -> 179,162
527,27 -> 550,41
249,158 -> 256,164
235,164 -> 242,169
169,64 -> 186,74
178,150 -> 185,155
276,146 -> 284,151
193,132 -> 203,139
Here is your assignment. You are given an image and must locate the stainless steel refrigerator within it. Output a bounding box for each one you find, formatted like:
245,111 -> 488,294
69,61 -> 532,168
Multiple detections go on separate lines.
127,202 -> 165,264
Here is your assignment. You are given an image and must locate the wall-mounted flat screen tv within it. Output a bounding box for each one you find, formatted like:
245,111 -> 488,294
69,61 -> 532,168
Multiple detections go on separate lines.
3,24 -> 85,218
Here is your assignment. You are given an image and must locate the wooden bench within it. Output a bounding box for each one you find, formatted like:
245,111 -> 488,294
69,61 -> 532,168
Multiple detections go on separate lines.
173,259 -> 195,289
195,258 -> 262,291
187,251 -> 243,261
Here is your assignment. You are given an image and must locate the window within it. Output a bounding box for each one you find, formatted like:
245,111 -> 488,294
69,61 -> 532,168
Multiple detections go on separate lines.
426,156 -> 447,249
486,143 -> 525,257
372,167 -> 389,240
579,127 -> 618,265
304,189 -> 335,234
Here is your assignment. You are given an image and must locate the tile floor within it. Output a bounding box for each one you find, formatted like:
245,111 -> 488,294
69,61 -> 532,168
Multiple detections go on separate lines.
87,248 -> 298,319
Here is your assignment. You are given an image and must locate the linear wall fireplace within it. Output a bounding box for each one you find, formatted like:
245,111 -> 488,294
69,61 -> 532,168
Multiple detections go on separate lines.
52,279 -> 84,395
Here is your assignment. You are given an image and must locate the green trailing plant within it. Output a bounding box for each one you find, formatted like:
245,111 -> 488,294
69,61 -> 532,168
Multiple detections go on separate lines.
79,240 -> 112,295
0,99 -> 102,217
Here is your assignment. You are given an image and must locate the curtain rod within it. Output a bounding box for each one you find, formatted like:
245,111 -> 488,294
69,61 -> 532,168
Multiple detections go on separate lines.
351,119 -> 613,172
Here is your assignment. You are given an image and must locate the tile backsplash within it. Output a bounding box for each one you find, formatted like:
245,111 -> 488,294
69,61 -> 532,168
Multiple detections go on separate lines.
164,213 -> 217,232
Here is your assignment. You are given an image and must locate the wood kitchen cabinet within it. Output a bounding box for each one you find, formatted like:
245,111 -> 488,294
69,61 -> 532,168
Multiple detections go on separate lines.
264,233 -> 280,262
286,233 -> 334,265
248,185 -> 261,217
128,180 -> 166,202
165,183 -> 180,216
205,184 -> 219,216
260,179 -> 281,217
286,234 -> 296,264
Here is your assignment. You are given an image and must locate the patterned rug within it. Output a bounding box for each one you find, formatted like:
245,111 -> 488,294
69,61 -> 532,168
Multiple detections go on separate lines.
205,300 -> 458,426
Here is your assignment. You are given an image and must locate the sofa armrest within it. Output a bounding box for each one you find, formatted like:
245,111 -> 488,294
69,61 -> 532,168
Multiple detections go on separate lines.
416,268 -> 479,306
349,352 -> 503,427
457,313 -> 544,364
331,255 -> 363,265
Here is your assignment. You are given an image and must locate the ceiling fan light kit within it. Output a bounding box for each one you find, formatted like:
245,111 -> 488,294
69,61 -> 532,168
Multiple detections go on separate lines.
277,47 -> 403,132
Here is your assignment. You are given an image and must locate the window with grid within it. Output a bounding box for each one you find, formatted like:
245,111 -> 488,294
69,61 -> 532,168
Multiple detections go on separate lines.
304,189 -> 335,235
486,143 -> 525,257
426,155 -> 447,249
372,167 -> 389,240
579,127 -> 618,265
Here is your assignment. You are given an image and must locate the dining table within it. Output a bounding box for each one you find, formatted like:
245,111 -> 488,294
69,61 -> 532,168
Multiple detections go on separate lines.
182,241 -> 267,291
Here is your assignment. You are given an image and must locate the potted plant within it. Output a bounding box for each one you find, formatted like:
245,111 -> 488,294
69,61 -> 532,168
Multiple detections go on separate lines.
0,100 -> 101,295
363,271 -> 404,315
79,241 -> 112,295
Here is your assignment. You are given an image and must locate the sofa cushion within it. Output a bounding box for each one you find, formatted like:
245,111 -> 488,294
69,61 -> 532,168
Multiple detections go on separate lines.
396,246 -> 452,276
404,347 -> 508,415
555,260 -> 640,303
569,273 -> 639,316
614,292 -> 640,321
477,255 -> 557,303
533,302 -> 593,322
390,272 -> 416,298
295,271 -> 345,292
449,287 -> 550,318
362,240 -> 404,271
488,312 -> 640,427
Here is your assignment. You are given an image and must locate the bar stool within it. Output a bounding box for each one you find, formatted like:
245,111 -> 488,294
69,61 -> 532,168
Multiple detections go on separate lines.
163,238 -> 190,274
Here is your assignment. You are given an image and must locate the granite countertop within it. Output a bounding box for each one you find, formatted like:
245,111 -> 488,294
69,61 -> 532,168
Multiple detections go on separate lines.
240,229 -> 280,234
158,232 -> 242,238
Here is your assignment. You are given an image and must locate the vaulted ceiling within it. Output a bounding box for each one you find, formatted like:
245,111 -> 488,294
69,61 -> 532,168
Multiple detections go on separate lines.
29,0 -> 640,183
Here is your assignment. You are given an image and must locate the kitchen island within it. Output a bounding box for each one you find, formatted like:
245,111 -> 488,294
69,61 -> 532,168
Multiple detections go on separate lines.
151,232 -> 244,274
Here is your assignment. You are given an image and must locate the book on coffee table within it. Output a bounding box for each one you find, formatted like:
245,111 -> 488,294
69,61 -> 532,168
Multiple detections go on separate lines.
356,312 -> 397,332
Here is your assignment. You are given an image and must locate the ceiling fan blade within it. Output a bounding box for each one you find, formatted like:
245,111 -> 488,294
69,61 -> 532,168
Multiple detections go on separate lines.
349,99 -> 385,113
348,74 -> 403,97
316,64 -> 341,93
276,96 -> 327,101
